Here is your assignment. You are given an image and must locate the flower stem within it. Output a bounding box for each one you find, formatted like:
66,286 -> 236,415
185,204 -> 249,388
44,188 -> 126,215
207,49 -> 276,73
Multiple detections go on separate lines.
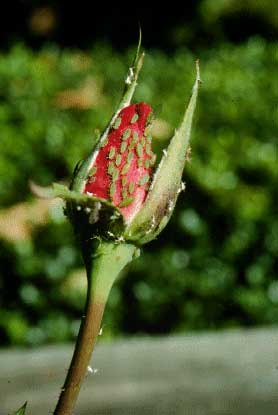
54,241 -> 137,415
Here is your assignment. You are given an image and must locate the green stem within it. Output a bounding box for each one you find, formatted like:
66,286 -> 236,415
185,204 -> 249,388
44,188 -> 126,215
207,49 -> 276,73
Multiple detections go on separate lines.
54,241 -> 137,415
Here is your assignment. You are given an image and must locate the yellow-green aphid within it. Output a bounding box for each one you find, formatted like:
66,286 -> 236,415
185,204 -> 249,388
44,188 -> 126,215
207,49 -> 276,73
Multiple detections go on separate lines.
128,182 -> 135,194
108,147 -> 116,160
120,141 -> 128,153
88,166 -> 97,176
115,154 -> 122,166
122,188 -> 128,200
109,182 -> 116,198
144,159 -> 150,168
139,173 -> 150,186
122,177 -> 127,186
145,143 -> 152,156
122,128 -> 131,140
127,152 -> 133,163
108,161 -> 115,175
121,163 -> 130,175
130,113 -> 139,124
136,143 -> 143,158
112,169 -> 119,181
113,117 -> 121,129
100,137 -> 109,148
119,196 -> 134,207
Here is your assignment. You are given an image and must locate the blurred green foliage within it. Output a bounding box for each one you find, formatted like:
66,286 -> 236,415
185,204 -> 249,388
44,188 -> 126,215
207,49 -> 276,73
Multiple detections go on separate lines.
0,37 -> 277,346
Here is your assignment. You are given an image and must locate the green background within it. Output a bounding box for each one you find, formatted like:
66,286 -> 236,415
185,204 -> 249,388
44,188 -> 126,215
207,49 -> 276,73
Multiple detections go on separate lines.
0,0 -> 277,346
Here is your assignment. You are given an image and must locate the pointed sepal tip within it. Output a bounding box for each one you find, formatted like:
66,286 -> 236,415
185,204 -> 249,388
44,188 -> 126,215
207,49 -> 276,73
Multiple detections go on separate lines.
124,61 -> 201,244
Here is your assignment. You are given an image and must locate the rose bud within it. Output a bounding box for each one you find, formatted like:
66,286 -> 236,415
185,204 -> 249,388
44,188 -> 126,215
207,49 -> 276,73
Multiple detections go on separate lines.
32,42 -> 201,415
44,47 -> 200,247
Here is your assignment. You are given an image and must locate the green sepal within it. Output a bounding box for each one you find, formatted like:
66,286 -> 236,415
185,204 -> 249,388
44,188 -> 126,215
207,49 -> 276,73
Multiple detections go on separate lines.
71,36 -> 144,194
124,61 -> 201,244
52,183 -> 119,211
31,182 -> 122,215
11,402 -> 27,415
31,181 -> 126,241
52,183 -> 126,242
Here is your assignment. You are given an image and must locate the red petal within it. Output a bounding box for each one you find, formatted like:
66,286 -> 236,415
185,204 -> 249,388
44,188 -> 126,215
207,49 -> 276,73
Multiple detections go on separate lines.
84,103 -> 155,222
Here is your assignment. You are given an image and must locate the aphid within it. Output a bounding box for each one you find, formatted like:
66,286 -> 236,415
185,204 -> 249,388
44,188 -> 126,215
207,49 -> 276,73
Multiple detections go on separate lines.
127,151 -> 133,163
120,141 -> 128,153
115,154 -> 122,166
130,113 -> 139,123
146,111 -> 154,126
113,117 -> 121,129
88,166 -> 97,176
112,169 -> 119,181
108,147 -> 116,160
122,188 -> 128,200
150,153 -> 156,165
129,138 -> 136,150
144,159 -> 150,168
122,128 -> 131,140
136,143 -> 143,158
121,163 -> 130,175
128,182 -> 135,194
88,175 -> 96,183
100,137 -> 109,147
107,161 -> 115,175
146,143 -> 152,156
139,173 -> 150,186
141,136 -> 146,146
119,196 -> 134,207
109,182 -> 116,198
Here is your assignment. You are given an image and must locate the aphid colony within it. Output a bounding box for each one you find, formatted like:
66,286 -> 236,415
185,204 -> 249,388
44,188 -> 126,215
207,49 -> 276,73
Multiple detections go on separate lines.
84,103 -> 156,221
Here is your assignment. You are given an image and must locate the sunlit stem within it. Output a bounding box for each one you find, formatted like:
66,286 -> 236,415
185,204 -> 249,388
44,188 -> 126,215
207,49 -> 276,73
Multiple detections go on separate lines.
54,241 -> 137,415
